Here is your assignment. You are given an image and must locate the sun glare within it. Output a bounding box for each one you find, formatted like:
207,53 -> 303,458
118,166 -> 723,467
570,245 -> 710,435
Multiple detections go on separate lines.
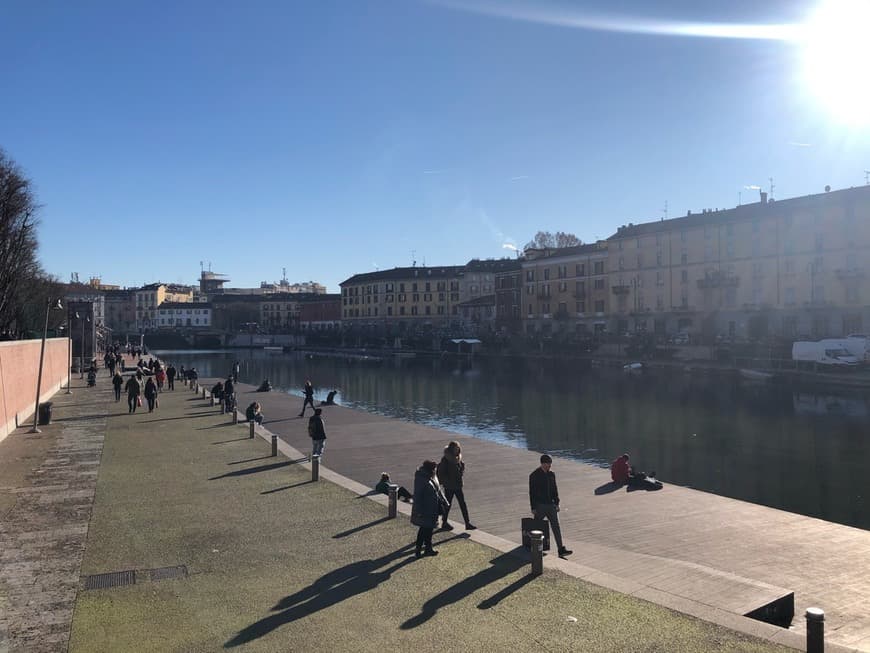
801,0 -> 870,126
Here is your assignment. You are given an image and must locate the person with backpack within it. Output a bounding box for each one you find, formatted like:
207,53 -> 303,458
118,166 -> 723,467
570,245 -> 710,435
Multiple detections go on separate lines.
308,408 -> 326,459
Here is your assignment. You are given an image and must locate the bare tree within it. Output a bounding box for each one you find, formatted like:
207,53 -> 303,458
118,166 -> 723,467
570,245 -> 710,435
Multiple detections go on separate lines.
0,149 -> 46,337
524,231 -> 582,250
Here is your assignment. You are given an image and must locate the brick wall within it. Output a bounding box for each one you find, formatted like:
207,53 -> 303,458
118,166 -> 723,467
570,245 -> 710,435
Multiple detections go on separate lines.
0,338 -> 70,441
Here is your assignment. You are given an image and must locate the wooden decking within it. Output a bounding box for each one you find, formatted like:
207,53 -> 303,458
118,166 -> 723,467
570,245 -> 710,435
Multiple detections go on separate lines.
218,381 -> 870,651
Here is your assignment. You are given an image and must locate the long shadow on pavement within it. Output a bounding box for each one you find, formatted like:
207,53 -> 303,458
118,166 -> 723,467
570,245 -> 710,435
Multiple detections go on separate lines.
224,544 -> 416,648
209,461 -> 293,480
400,550 -> 528,629
332,516 -> 391,539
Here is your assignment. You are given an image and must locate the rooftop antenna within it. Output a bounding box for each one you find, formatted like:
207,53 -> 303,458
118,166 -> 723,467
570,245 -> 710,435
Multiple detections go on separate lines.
411,250 -> 416,267
200,260 -> 204,275
769,177 -> 775,199
662,200 -> 668,220
865,170 -> 869,185
208,261 -> 212,272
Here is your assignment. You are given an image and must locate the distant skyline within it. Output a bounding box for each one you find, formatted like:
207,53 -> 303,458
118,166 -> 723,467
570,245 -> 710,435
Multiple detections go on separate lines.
2,0 -> 868,292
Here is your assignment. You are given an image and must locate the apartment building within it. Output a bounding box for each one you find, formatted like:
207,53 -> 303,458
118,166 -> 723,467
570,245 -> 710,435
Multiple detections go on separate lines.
521,243 -> 610,337
494,260 -> 523,334
157,302 -> 213,328
606,185 -> 870,340
259,293 -> 339,332
340,266 -> 466,335
135,283 -> 194,331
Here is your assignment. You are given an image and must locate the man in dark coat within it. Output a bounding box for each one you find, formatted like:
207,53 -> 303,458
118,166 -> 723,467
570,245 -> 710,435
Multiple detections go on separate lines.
529,454 -> 572,558
308,408 -> 326,459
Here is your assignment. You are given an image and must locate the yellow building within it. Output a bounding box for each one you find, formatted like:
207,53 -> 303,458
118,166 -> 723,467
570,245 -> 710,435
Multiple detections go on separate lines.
340,266 -> 466,335
520,243 -> 610,337
605,185 -> 870,340
135,283 -> 194,331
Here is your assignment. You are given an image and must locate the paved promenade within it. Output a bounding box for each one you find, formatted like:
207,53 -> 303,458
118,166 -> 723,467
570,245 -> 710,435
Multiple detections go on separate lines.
219,379 -> 870,652
0,370 -> 858,651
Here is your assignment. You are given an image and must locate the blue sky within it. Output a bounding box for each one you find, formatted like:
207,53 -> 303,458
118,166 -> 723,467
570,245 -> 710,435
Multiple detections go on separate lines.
2,0 -> 868,292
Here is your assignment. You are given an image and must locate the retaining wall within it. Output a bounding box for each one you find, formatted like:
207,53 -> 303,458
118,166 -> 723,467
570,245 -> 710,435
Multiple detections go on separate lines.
0,338 -> 69,441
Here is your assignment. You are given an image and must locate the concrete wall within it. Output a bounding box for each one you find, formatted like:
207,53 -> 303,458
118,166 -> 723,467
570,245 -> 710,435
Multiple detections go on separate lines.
0,338 -> 69,442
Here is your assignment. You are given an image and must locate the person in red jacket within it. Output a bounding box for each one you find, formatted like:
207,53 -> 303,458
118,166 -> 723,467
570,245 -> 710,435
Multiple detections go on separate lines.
611,453 -> 631,484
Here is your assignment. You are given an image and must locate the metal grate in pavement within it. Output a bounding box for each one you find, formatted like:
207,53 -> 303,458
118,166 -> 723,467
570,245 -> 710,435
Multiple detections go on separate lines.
149,565 -> 188,581
83,570 -> 136,590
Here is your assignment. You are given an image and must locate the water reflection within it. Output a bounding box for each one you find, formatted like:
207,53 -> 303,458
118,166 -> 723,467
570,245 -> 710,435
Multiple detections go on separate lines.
157,349 -> 870,530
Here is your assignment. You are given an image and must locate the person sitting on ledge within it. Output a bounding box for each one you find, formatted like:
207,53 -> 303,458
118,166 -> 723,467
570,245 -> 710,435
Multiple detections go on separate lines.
256,379 -> 272,392
611,453 -> 659,488
245,401 -> 264,425
611,453 -> 631,485
212,381 -> 224,401
320,389 -> 338,406
376,472 -> 412,502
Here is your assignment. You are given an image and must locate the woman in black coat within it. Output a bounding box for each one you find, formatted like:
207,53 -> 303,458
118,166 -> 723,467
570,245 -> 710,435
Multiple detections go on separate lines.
411,460 -> 442,559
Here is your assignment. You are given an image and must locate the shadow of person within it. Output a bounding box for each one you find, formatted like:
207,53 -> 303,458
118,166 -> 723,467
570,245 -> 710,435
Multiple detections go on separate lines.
400,551 -> 527,630
627,478 -> 663,492
594,481 -> 622,495
224,544 -> 415,648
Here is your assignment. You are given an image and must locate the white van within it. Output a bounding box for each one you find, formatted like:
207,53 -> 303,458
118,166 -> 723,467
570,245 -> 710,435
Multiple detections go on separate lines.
792,340 -> 861,367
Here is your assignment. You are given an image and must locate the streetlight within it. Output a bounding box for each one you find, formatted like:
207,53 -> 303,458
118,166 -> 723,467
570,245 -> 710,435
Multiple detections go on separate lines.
30,298 -> 63,434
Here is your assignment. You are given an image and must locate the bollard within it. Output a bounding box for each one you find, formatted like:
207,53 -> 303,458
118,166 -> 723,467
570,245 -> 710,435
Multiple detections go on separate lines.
311,456 -> 320,482
201,388 -> 207,399
387,484 -> 398,519
806,607 -> 824,653
271,433 -> 278,457
232,409 -> 238,424
529,530 -> 544,576
210,395 -> 215,407
249,421 -> 255,439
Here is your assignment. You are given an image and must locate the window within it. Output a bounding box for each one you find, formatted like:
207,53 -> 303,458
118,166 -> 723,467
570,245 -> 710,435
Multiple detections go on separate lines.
399,306 -> 405,315
387,306 -> 393,316
558,265 -> 567,278
656,251 -> 662,266
543,268 -> 550,281
576,300 -> 585,313
424,293 -> 432,301
558,281 -> 567,292
681,250 -> 688,265
399,283 -> 405,292
412,282 -> 418,292
594,300 -> 605,312
425,305 -> 431,315
575,280 -> 585,294
527,285 -> 535,295
656,271 -> 663,285
412,293 -> 419,302
398,294 -> 406,302
575,263 -> 585,276
425,282 -> 431,292
594,278 -> 605,290
528,304 -> 533,315
437,305 -> 445,315
526,270 -> 535,282
681,270 -> 688,283
593,261 -> 605,275
618,256 -> 624,270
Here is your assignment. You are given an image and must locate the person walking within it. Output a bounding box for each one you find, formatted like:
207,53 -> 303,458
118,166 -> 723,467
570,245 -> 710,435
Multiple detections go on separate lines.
437,441 -> 476,531
411,460 -> 443,558
111,371 -> 123,402
529,454 -> 572,558
308,408 -> 326,459
223,376 -> 235,414
155,366 -> 166,392
166,364 -> 176,390
299,380 -> 316,417
143,377 -> 158,412
124,374 -> 141,414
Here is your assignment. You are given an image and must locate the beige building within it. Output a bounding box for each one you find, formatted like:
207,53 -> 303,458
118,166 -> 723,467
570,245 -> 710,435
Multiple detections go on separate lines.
340,266 -> 466,335
521,243 -> 610,337
135,283 -> 194,331
605,185 -> 870,340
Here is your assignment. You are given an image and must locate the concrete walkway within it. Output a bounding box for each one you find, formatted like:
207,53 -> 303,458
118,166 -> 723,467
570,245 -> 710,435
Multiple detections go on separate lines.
218,379 -> 870,652
0,369 -> 857,651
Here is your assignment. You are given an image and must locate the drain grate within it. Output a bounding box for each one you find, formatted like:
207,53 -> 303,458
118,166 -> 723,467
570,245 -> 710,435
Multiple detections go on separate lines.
150,565 -> 188,581
84,570 -> 136,590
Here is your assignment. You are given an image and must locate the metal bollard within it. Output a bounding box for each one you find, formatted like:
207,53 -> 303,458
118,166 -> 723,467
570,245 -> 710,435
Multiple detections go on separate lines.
202,388 -> 207,399
312,456 -> 320,481
232,409 -> 238,424
806,607 -> 824,653
249,421 -> 255,438
387,484 -> 398,519
529,530 -> 544,576
210,395 -> 215,406
271,433 -> 278,457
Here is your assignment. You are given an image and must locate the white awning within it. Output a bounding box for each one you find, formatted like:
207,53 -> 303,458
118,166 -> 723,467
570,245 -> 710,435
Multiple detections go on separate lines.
450,338 -> 482,344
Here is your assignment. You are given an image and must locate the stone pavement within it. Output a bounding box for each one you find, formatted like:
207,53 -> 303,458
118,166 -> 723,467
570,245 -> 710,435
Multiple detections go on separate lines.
0,369 -> 807,652
0,378 -> 108,652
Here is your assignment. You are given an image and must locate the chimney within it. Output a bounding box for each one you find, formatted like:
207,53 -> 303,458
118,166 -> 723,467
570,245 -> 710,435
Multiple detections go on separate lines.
760,191 -> 768,204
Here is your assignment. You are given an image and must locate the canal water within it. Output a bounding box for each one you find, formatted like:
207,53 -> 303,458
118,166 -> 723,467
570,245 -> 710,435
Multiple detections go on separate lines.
157,349 -> 870,531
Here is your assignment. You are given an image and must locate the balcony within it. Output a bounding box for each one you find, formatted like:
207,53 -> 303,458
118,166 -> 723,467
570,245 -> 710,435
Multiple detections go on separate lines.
697,272 -> 739,289
836,267 -> 864,280
611,285 -> 630,295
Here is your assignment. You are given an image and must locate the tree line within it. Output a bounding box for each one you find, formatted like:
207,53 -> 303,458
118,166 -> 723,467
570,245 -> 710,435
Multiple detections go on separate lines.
0,148 -> 64,339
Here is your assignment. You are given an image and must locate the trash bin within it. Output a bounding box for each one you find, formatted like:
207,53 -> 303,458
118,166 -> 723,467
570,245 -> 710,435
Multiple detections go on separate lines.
37,402 -> 53,425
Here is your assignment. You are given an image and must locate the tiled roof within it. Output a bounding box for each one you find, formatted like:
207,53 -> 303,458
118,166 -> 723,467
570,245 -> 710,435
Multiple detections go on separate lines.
341,265 -> 466,286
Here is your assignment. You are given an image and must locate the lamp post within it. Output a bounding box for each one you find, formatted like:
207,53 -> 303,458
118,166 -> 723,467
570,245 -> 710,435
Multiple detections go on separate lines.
30,298 -> 63,434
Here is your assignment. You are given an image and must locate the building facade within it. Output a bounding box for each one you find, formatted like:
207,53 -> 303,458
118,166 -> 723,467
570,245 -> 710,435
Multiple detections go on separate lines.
521,243 -> 610,337
494,260 -> 523,334
157,302 -> 213,329
605,185 -> 870,340
340,266 -> 466,336
135,284 -> 194,331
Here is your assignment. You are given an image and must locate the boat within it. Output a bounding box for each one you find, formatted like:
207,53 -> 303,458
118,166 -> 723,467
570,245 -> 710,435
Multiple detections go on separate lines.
739,368 -> 775,382
623,362 -> 645,374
